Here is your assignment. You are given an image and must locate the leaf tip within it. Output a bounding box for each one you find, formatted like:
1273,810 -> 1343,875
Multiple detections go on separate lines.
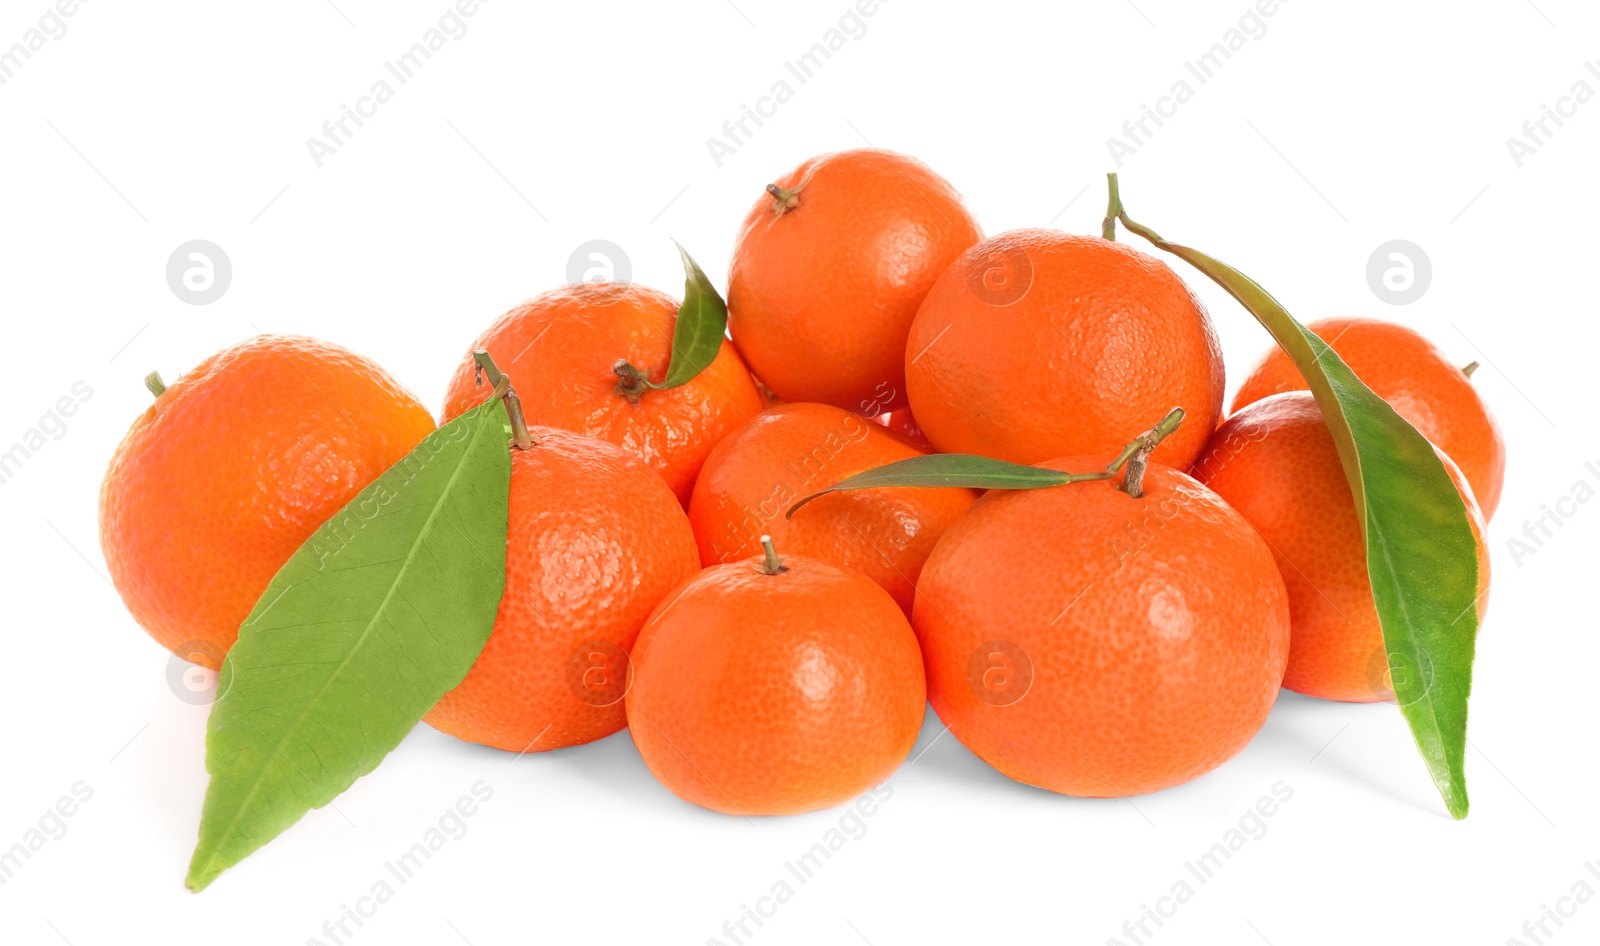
783,494 -> 818,519
185,851 -> 221,893
671,240 -> 720,301
671,237 -> 697,274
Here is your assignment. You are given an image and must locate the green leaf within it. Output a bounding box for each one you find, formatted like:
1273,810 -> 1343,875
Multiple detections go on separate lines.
654,240 -> 729,390
786,454 -> 1110,518
1109,174 -> 1482,819
186,397 -> 513,891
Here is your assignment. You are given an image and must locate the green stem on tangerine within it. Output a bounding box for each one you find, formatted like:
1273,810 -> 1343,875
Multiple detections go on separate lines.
1107,176 -> 1178,255
1102,172 -> 1124,241
145,372 -> 167,398
472,349 -> 534,450
759,535 -> 787,575
1462,361 -> 1480,378
1107,407 -> 1184,500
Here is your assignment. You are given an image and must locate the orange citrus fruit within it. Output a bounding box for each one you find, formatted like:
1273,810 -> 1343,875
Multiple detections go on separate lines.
425,426 -> 700,751
728,149 -> 983,414
626,542 -> 926,815
442,282 -> 764,504
1193,391 -> 1490,702
905,229 -> 1224,470
99,335 -> 435,668
1230,316 -> 1505,519
687,402 -> 975,614
913,457 -> 1289,796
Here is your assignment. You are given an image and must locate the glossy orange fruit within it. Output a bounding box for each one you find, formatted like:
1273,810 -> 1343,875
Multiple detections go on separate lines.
905,229 -> 1224,470
1230,317 -> 1505,519
687,402 -> 975,614
626,542 -> 926,815
1193,391 -> 1489,702
99,336 -> 435,668
728,149 -> 983,414
913,458 -> 1289,796
442,282 -> 764,504
425,427 -> 699,752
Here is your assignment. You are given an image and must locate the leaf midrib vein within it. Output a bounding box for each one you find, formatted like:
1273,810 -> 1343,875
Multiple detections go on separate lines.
194,410 -> 497,877
1368,513 -> 1448,743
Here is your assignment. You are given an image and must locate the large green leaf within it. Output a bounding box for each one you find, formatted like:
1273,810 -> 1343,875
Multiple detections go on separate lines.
656,241 -> 729,389
1108,174 -> 1481,818
186,397 -> 513,891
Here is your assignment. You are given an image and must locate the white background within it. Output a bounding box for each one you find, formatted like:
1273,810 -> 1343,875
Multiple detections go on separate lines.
1,0 -> 1595,943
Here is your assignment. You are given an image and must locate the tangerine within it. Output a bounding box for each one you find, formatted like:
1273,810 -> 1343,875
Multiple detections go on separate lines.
913,444 -> 1289,796
626,539 -> 926,815
687,402 -> 975,614
728,149 -> 983,414
442,282 -> 763,505
1230,317 -> 1505,519
1193,391 -> 1490,702
99,335 -> 435,667
425,424 -> 700,751
905,229 -> 1224,470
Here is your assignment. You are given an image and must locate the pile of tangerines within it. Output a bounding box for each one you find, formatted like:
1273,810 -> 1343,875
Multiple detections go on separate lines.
101,149 -> 1501,816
